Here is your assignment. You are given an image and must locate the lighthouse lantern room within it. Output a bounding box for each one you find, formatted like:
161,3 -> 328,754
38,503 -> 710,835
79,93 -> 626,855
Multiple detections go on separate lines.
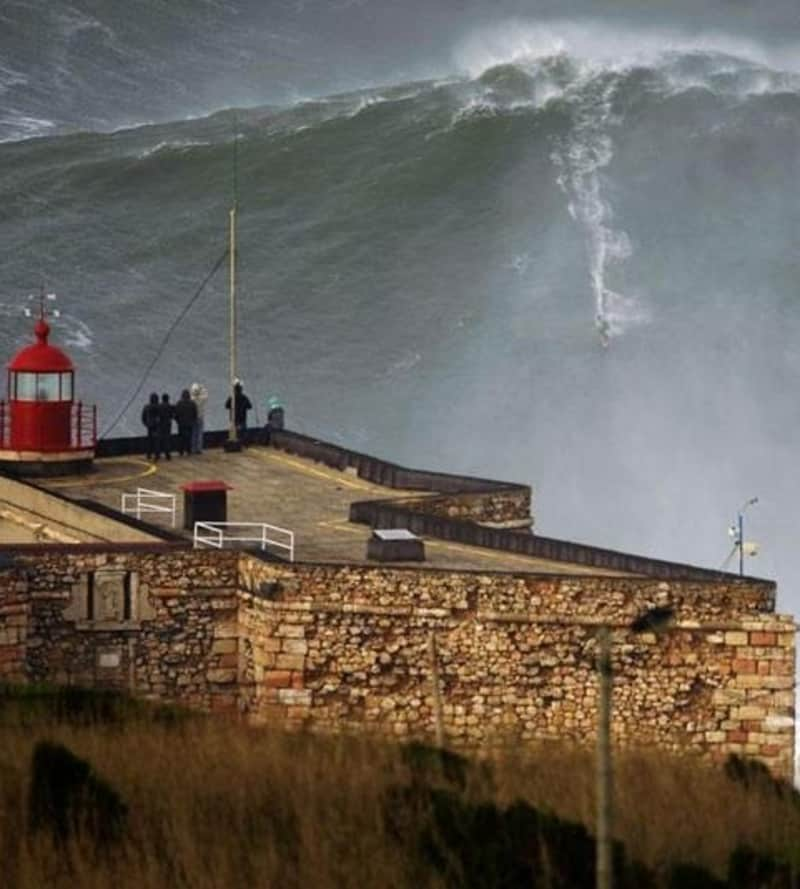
0,296 -> 96,475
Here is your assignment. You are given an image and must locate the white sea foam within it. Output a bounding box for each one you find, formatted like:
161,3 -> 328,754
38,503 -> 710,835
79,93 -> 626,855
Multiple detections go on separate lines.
56,8 -> 115,42
510,254 -> 531,276
549,67 -> 648,340
61,316 -> 94,352
384,351 -> 421,377
137,139 -> 210,159
453,19 -> 799,81
344,94 -> 388,118
0,114 -> 56,142
0,62 -> 28,92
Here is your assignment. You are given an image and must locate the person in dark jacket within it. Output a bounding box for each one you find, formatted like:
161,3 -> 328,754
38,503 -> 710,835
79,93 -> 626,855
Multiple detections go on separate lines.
157,393 -> 174,460
174,388 -> 198,457
224,379 -> 252,441
141,392 -> 160,460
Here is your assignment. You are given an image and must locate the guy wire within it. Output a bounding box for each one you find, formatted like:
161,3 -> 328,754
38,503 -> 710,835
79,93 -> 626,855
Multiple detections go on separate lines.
99,249 -> 229,439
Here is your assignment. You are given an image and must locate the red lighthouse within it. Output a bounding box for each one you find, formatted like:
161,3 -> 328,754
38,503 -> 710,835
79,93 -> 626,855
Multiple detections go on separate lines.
0,301 -> 96,475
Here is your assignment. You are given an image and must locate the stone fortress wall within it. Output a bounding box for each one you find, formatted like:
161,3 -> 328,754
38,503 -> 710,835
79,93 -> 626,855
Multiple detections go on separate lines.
0,547 -> 794,779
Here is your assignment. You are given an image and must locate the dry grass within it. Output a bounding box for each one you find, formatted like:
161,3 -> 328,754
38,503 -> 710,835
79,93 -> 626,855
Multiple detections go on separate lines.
491,744 -> 800,881
0,699 -> 798,888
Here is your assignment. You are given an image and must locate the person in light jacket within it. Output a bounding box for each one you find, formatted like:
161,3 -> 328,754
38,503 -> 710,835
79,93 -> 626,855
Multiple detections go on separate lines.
190,381 -> 208,454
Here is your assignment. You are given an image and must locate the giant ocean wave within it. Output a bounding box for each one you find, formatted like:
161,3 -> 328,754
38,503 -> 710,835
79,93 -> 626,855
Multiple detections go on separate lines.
2,23 -> 800,593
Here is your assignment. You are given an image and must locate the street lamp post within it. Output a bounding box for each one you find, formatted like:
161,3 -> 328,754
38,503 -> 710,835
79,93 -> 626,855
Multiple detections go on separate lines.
595,607 -> 675,889
732,497 -> 759,577
596,626 -> 613,889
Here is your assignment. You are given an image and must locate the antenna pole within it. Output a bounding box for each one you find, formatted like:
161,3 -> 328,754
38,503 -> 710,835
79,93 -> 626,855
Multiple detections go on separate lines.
737,510 -> 744,577
229,203 -> 237,444
227,115 -> 240,450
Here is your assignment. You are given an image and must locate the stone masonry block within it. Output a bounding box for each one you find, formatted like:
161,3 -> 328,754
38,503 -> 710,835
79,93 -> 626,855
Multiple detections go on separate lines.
277,688 -> 312,706
725,632 -> 748,647
214,622 -> 239,639
206,668 -> 237,684
276,654 -> 305,671
277,624 -> 305,638
733,675 -> 767,690
712,688 -> 746,705
264,670 -> 293,688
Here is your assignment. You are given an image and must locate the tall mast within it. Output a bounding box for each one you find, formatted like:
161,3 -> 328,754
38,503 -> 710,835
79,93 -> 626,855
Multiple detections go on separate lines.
228,118 -> 239,448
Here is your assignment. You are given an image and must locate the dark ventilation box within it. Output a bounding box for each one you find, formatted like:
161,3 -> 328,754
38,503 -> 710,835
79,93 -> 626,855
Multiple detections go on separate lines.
367,528 -> 425,562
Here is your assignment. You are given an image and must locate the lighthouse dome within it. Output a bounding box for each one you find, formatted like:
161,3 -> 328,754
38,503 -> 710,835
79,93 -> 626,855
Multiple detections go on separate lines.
7,318 -> 73,372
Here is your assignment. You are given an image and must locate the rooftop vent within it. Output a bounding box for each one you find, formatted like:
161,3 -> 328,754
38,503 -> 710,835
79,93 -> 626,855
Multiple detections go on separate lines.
367,528 -> 425,562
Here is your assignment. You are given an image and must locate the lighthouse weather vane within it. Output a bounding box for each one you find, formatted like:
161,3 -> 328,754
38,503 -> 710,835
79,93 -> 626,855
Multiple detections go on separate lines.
23,287 -> 60,322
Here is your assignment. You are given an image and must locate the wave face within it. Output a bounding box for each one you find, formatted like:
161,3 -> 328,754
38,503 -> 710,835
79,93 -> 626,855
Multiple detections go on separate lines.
2,25 -> 800,599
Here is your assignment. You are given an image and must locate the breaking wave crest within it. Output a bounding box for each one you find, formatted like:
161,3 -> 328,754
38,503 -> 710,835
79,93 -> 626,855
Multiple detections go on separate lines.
2,38 -> 798,350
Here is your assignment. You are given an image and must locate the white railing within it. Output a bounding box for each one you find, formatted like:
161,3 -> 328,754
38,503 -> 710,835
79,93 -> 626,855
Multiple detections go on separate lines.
193,521 -> 295,561
121,488 -> 177,527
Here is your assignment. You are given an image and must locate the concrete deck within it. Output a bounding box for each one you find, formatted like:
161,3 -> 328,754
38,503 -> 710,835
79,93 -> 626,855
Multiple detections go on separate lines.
32,444 -> 631,575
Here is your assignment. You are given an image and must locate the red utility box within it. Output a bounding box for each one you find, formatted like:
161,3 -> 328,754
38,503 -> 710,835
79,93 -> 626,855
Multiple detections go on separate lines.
180,480 -> 232,530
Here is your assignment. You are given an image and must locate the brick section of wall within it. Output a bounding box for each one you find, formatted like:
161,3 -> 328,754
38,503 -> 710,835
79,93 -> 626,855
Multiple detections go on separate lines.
237,558 -> 794,779
0,565 -> 28,680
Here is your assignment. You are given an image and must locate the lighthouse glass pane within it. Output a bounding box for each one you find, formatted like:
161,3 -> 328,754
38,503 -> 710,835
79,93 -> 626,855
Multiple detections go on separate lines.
60,373 -> 73,400
34,374 -> 60,401
14,373 -> 37,400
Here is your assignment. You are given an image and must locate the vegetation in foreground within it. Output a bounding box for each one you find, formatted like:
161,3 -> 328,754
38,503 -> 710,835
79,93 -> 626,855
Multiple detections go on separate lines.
0,685 -> 798,889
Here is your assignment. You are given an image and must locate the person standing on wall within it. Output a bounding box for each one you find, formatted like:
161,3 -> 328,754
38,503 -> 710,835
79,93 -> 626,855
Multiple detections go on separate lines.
225,379 -> 252,442
157,392 -> 174,460
174,389 -> 198,457
190,381 -> 208,454
141,392 -> 160,460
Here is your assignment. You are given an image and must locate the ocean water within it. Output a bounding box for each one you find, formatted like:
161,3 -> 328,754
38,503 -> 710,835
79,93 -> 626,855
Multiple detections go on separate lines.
2,2 -> 800,612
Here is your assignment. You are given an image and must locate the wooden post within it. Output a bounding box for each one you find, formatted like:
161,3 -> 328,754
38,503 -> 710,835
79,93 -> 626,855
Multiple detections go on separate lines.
428,631 -> 444,748
596,625 -> 613,889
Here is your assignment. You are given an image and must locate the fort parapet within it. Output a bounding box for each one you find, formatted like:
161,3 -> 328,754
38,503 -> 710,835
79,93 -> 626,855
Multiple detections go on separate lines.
0,545 -> 794,779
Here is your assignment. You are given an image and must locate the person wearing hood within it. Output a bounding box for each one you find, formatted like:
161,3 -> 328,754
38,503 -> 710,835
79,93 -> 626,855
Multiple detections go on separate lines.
174,389 -> 198,457
189,382 -> 208,454
157,392 -> 174,460
141,392 -> 160,460
224,379 -> 252,441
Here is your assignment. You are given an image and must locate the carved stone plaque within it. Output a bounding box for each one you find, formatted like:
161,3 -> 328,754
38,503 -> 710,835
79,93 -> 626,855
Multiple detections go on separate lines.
98,650 -> 121,668
95,570 -> 127,622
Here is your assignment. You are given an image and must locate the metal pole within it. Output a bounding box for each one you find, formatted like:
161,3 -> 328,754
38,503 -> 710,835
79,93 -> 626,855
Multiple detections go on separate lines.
596,626 -> 613,889
738,511 -> 744,577
229,205 -> 238,444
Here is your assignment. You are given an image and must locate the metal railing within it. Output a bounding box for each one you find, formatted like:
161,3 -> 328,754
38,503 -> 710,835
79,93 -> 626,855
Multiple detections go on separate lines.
72,401 -> 97,449
121,488 -> 177,526
0,400 -> 97,451
193,521 -> 295,561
